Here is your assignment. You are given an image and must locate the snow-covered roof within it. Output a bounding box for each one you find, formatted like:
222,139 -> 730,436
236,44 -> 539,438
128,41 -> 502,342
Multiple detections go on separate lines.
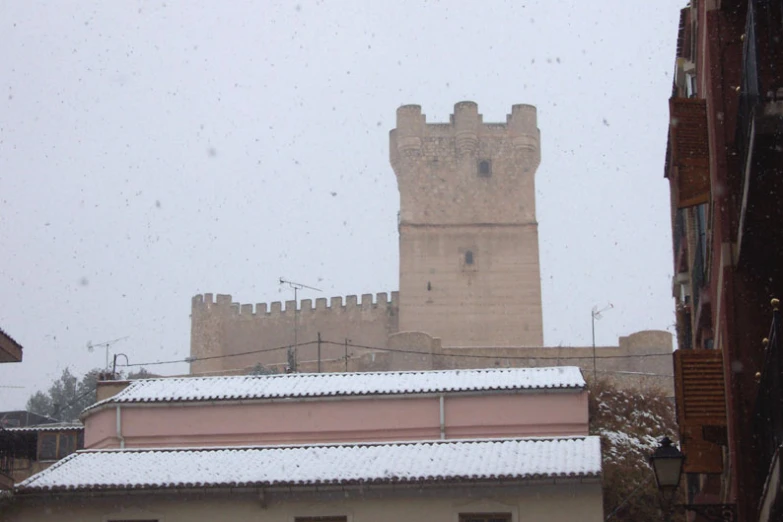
2,423 -> 83,433
86,367 -> 584,412
16,436 -> 601,493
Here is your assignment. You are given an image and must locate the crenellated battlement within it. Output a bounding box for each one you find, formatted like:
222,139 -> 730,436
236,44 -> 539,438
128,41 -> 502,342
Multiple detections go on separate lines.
190,291 -> 400,375
390,101 -> 540,165
192,291 -> 399,317
390,101 -> 542,228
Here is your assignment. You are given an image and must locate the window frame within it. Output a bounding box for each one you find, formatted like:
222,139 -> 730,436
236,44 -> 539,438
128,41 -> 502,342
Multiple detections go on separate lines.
294,517 -> 348,522
477,159 -> 492,177
458,513 -> 512,522
37,431 -> 79,462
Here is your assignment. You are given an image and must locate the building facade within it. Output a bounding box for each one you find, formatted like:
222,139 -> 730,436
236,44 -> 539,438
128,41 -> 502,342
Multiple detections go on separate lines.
664,1 -> 783,521
4,367 -> 604,521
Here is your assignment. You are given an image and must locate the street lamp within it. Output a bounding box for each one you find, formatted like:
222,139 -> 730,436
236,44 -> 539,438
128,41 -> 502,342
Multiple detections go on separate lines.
649,436 -> 685,506
648,437 -> 737,522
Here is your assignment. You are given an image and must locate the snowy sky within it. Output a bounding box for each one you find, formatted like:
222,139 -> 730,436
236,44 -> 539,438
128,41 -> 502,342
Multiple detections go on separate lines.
0,0 -> 683,408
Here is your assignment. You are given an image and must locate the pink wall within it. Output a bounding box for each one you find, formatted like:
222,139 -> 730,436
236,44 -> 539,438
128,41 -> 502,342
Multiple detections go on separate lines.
84,406 -> 119,449
84,391 -> 588,449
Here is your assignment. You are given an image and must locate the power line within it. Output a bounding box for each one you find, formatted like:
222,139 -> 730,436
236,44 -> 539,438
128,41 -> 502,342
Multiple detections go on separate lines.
119,341 -> 318,367
114,337 -> 673,371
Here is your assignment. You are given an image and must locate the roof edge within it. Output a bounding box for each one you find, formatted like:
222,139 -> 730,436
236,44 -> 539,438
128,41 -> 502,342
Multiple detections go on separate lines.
15,474 -> 602,496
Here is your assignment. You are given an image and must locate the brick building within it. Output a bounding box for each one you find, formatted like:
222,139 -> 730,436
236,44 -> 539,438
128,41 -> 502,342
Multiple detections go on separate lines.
664,1 -> 783,520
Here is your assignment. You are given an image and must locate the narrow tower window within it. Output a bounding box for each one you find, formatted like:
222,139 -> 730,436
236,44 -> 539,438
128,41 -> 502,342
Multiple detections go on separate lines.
465,251 -> 474,265
478,160 -> 491,177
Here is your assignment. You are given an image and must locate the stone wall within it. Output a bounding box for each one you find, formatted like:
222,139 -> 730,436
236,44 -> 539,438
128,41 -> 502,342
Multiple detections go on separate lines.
398,224 -> 543,347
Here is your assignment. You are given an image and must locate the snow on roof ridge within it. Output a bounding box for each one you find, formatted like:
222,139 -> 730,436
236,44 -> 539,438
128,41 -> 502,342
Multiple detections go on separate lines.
16,436 -> 602,493
83,366 -> 585,415
3,423 -> 83,433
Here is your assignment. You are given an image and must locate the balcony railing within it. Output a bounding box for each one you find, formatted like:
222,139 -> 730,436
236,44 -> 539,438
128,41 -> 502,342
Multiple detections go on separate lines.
754,299 -> 783,482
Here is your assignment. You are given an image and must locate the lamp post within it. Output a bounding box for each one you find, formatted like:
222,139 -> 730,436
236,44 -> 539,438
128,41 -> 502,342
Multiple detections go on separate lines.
649,436 -> 684,521
648,437 -> 737,522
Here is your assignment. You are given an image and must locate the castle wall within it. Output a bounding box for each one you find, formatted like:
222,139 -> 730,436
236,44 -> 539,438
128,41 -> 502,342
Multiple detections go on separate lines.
188,102 -> 672,395
190,292 -> 672,394
285,330 -> 675,396
190,292 -> 398,375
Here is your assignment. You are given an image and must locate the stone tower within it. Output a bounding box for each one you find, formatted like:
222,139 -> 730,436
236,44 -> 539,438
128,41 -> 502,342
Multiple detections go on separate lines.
390,101 -> 544,347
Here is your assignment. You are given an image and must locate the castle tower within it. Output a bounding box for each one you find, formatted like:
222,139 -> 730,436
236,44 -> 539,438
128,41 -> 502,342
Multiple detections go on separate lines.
390,102 -> 544,347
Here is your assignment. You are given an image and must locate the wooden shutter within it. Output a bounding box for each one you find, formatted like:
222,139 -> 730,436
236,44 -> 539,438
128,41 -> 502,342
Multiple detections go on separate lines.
669,98 -> 710,208
673,349 -> 727,473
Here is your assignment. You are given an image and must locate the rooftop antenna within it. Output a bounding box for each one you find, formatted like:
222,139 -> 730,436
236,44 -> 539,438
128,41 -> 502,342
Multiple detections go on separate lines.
112,353 -> 130,379
591,304 -> 613,381
278,278 -> 322,371
87,336 -> 129,371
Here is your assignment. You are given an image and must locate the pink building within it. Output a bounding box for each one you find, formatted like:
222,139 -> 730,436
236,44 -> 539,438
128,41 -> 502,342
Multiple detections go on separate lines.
5,367 -> 603,522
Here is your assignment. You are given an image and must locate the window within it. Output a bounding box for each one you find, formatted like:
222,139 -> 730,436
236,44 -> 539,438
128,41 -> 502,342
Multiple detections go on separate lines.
37,431 -> 78,461
459,514 -> 511,522
294,518 -> 347,522
478,159 -> 491,177
38,433 -> 57,461
465,251 -> 474,265
57,432 -> 75,459
685,73 -> 697,98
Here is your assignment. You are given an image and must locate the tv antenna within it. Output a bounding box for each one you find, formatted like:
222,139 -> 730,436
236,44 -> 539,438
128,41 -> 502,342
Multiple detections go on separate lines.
591,304 -> 613,380
87,336 -> 129,370
279,278 -> 322,371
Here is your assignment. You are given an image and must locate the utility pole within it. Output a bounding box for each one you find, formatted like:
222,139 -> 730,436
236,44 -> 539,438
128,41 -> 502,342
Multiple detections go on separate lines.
591,304 -> 613,381
278,278 -> 321,372
344,338 -> 349,372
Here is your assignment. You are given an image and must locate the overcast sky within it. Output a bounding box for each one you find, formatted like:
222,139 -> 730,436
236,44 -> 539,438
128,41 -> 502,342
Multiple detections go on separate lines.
0,0 -> 683,408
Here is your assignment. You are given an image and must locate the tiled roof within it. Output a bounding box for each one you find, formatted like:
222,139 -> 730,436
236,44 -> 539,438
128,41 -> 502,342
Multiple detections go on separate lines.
16,436 -> 601,493
0,326 -> 23,362
86,367 -> 584,412
2,423 -> 83,433
0,327 -> 22,348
